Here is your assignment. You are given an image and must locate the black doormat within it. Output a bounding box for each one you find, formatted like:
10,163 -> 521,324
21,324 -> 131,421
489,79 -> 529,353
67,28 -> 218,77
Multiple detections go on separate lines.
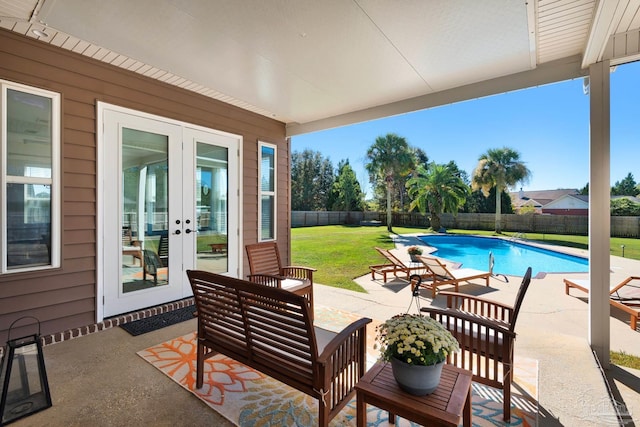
120,305 -> 196,336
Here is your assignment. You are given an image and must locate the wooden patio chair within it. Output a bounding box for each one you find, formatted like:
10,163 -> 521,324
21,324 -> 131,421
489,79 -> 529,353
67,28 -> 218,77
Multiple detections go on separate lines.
122,226 -> 143,266
142,235 -> 168,284
421,267 -> 532,422
157,234 -> 169,267
245,242 -> 316,315
142,249 -> 163,284
416,255 -> 493,298
369,247 -> 424,283
564,276 -> 640,330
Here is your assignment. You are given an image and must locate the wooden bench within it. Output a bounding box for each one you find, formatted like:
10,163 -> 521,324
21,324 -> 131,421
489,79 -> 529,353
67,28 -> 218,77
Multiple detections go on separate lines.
187,270 -> 372,427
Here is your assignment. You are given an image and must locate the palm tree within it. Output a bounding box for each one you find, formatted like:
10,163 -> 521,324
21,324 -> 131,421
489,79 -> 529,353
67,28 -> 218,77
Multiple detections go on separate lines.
472,147 -> 531,233
407,163 -> 469,231
365,133 -> 415,232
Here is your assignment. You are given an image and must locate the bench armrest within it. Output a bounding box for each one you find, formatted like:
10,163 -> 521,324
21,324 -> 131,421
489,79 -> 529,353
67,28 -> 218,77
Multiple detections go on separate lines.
317,317 -> 372,363
315,317 -> 372,414
437,291 -> 514,323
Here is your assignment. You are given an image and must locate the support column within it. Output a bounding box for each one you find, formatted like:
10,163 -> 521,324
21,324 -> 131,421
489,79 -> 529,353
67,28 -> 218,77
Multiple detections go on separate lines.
588,61 -> 610,368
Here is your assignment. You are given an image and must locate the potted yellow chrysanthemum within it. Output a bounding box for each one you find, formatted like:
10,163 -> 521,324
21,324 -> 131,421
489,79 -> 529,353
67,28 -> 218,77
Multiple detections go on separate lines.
407,246 -> 423,262
375,313 -> 460,395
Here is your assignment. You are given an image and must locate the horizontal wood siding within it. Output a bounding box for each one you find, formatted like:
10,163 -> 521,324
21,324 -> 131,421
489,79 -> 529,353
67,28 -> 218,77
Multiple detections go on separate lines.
0,29 -> 287,341
279,138 -> 292,261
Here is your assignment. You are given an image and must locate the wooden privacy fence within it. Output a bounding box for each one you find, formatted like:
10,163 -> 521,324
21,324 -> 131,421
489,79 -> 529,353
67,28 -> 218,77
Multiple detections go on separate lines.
292,211 -> 640,238
291,211 -> 382,227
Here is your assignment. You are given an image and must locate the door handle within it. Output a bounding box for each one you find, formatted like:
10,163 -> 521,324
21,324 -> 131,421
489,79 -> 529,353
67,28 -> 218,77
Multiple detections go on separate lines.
185,229 -> 192,234
174,229 -> 181,235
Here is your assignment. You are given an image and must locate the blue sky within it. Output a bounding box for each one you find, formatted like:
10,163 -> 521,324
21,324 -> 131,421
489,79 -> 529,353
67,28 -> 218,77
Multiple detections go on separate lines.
292,61 -> 640,198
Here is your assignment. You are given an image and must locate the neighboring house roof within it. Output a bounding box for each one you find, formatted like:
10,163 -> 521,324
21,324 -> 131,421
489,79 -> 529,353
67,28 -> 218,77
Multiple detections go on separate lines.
543,194 -> 589,210
519,199 -> 543,208
510,188 -> 579,209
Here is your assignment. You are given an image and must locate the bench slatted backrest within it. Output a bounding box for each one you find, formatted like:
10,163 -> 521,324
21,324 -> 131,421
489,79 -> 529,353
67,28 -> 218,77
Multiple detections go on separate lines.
246,242 -> 282,276
189,272 -> 250,361
240,289 -> 316,383
187,270 -> 317,388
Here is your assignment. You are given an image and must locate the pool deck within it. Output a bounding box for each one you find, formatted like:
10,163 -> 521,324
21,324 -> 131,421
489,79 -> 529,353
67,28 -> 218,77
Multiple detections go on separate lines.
10,234 -> 640,426
361,234 -> 639,426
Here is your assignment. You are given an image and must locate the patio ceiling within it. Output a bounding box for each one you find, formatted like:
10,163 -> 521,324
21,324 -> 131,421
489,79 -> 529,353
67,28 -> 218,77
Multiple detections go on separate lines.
1,0 -> 640,136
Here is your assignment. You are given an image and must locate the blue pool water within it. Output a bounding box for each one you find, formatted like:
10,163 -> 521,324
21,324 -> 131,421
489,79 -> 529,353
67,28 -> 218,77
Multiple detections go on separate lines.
418,235 -> 588,277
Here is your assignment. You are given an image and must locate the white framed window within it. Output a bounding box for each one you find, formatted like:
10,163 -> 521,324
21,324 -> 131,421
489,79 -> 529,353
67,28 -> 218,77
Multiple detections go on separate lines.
1,80 -> 60,273
258,141 -> 276,241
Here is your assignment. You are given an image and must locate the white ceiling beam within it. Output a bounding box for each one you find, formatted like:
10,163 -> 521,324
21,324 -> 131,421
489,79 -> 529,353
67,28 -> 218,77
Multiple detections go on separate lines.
582,0 -> 626,68
287,55 -> 587,137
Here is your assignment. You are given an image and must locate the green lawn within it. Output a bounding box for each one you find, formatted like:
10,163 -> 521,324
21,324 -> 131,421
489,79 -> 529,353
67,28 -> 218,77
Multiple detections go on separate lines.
292,224 -> 640,366
611,350 -> 640,369
291,225 -> 398,292
291,225 -> 640,292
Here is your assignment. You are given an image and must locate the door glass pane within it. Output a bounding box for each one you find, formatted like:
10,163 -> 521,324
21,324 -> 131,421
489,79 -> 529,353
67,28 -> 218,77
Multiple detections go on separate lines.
196,143 -> 228,273
121,128 -> 169,293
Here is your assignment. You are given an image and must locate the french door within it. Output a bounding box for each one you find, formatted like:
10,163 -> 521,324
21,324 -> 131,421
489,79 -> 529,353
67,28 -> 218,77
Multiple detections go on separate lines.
100,105 -> 239,317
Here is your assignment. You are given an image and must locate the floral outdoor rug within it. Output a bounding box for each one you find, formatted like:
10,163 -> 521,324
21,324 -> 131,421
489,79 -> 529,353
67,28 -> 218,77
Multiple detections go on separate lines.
138,306 -> 538,426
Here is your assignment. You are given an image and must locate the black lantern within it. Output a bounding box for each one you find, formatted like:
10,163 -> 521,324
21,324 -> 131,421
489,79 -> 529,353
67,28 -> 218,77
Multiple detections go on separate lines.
0,317 -> 52,425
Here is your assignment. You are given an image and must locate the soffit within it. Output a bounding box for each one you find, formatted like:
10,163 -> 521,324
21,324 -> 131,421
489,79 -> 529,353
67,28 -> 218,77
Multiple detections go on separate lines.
0,0 -> 639,135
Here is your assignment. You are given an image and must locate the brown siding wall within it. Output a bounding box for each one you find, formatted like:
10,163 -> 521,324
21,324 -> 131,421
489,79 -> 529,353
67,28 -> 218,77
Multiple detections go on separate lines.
0,29 -> 288,341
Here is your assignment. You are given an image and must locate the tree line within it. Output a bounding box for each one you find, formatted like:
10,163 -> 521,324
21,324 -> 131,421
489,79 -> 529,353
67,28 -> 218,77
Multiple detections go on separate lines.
292,133 -> 531,233
291,151 -> 367,212
579,172 -> 640,216
293,133 -> 640,231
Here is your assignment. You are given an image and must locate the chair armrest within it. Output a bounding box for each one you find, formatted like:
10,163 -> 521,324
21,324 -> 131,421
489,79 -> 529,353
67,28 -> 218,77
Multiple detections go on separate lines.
437,291 -> 514,323
281,266 -> 316,281
247,273 -> 283,287
420,307 -> 513,338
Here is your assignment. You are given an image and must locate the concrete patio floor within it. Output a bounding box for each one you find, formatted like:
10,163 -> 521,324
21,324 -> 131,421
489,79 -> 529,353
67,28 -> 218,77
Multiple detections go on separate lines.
9,238 -> 640,426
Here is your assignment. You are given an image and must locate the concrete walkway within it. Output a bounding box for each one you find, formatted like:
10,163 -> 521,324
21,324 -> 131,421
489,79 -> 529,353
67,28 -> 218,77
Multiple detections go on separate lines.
10,238 -> 640,426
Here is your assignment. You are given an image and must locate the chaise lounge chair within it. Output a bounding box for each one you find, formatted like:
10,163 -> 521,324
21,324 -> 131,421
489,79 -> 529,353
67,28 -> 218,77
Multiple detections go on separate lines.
416,255 -> 493,298
369,247 -> 425,283
564,276 -> 640,330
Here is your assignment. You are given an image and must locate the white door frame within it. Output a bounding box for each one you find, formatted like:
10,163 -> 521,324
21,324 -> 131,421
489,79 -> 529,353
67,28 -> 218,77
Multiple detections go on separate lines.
96,102 -> 242,321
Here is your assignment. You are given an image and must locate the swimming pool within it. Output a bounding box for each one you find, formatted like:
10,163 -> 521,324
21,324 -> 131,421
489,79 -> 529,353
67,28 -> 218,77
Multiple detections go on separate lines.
418,235 -> 588,277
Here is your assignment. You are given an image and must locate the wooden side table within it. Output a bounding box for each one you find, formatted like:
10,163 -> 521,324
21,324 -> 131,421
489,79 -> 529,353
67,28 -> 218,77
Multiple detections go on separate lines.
355,362 -> 472,427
